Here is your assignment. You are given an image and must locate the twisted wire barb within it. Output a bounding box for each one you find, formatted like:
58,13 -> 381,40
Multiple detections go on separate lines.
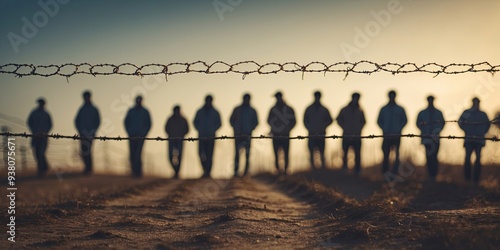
0,61 -> 498,79
1,132 -> 498,142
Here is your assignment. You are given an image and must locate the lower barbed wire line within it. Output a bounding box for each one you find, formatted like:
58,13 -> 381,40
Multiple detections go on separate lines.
0,132 -> 498,142
0,61 -> 498,79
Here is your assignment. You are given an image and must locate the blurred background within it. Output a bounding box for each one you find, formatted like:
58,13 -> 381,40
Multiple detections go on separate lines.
1,0 -> 499,178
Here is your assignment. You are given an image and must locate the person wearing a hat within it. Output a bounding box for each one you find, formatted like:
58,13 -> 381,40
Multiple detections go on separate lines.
27,97 -> 53,177
337,92 -> 366,175
304,91 -> 333,169
458,97 -> 491,185
416,95 -> 445,182
267,91 -> 296,175
377,90 -> 408,175
124,95 -> 151,178
74,91 -> 101,176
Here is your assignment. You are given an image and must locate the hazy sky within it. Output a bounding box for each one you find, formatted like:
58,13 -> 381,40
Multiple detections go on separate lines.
1,0 -> 499,178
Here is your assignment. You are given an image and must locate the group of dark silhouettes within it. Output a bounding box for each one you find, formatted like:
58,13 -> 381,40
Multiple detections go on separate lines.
27,90 -> 491,184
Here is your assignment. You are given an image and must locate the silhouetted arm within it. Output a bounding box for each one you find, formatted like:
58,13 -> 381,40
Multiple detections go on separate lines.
193,110 -> 201,132
144,110 -> 152,136
215,110 -> 222,131
229,107 -> 237,129
303,107 -> 310,131
94,107 -> 101,131
183,118 -> 189,136
74,108 -> 82,132
377,108 -> 384,129
324,108 -> 333,128
481,112 -> 491,135
437,110 -> 445,132
124,110 -> 132,136
416,111 -> 424,131
400,107 -> 408,131
47,112 -> 52,133
458,111 -> 467,131
251,108 -> 258,131
360,109 -> 366,128
289,107 -> 296,130
337,108 -> 345,130
165,117 -> 171,136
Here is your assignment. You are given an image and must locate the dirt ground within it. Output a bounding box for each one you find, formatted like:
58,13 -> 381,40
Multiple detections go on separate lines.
1,164 -> 499,249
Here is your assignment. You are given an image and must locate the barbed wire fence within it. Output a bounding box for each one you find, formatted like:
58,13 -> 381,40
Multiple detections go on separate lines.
1,61 -> 498,81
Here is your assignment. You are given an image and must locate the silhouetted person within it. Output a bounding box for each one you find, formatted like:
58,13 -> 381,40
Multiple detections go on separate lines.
165,105 -> 189,179
124,96 -> 151,177
377,90 -> 407,174
304,91 -> 333,169
416,96 -> 445,182
337,93 -> 366,174
230,94 -> 258,177
458,97 -> 490,184
74,91 -> 101,175
27,98 -> 52,177
194,95 -> 221,178
267,92 -> 296,175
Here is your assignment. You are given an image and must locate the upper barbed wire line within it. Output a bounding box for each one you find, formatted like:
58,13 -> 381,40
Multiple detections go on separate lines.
0,61 -> 498,80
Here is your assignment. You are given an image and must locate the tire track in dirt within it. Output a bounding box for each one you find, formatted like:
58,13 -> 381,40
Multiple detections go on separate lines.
16,177 -> 332,249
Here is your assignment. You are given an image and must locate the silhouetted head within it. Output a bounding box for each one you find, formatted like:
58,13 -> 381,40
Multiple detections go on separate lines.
83,91 -> 91,104
173,105 -> 180,116
351,92 -> 360,106
472,97 -> 480,109
135,95 -> 143,106
274,91 -> 283,105
205,95 -> 213,107
36,98 -> 46,108
427,95 -> 435,107
388,90 -> 396,103
314,91 -> 321,103
243,93 -> 251,106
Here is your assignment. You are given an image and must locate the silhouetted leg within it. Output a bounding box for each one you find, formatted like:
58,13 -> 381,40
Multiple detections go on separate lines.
169,141 -> 181,178
272,139 -> 280,172
354,139 -> 362,175
206,139 -> 215,177
243,138 -> 251,176
199,140 -> 208,177
283,139 -> 290,174
431,142 -> 440,180
318,138 -> 326,169
135,139 -> 145,177
473,146 -> 482,184
129,140 -> 136,176
308,139 -> 315,168
176,141 -> 183,178
80,138 -> 93,175
382,139 -> 390,174
393,138 -> 401,174
464,145 -> 473,181
342,139 -> 349,170
234,138 -> 242,176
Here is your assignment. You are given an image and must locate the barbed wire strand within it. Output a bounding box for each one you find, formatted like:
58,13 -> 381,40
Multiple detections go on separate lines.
1,61 -> 498,80
1,132 -> 498,142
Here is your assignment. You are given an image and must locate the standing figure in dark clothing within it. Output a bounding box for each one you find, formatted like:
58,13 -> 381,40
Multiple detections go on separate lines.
267,92 -> 296,175
377,90 -> 407,174
303,91 -> 333,169
124,96 -> 151,178
194,95 -> 221,178
337,93 -> 366,174
27,98 -> 52,177
74,91 -> 101,175
165,105 -> 189,179
230,94 -> 259,177
416,96 -> 445,182
458,97 -> 490,184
